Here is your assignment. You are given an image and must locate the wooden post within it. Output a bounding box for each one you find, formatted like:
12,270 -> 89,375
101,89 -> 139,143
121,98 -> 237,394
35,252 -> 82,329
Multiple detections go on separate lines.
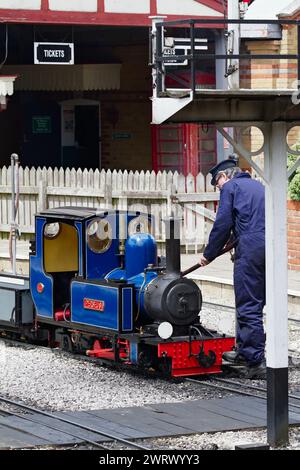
38,177 -> 47,213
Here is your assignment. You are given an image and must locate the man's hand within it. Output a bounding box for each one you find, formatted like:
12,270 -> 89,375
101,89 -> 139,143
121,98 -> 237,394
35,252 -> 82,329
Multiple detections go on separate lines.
200,256 -> 210,267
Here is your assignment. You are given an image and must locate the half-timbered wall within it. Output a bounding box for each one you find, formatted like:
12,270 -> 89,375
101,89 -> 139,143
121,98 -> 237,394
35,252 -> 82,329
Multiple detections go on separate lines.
0,0 -> 223,25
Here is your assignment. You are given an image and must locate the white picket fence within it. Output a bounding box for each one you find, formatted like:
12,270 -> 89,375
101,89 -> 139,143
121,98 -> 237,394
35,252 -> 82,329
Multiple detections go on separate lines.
0,166 -> 219,254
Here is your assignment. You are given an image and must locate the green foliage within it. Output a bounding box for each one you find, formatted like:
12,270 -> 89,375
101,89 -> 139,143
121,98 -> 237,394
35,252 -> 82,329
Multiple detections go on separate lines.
288,148 -> 300,201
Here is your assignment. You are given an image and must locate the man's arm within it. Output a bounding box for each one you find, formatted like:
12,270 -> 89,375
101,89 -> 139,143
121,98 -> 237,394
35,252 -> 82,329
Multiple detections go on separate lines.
202,184 -> 234,263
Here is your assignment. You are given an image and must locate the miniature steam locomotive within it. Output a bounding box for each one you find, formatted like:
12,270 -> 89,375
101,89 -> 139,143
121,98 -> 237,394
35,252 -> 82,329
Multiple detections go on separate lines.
0,208 -> 234,377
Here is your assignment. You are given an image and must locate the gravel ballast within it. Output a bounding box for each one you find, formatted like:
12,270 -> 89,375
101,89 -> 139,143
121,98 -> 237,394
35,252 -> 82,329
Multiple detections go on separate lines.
0,303 -> 299,450
0,342 -> 230,412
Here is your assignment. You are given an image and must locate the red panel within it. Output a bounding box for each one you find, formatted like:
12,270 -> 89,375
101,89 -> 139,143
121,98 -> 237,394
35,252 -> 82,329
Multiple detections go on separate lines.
98,0 -> 105,14
41,0 -> 49,10
158,337 -> 235,377
83,298 -> 105,312
165,71 -> 215,90
152,124 -> 184,174
185,124 -> 199,177
150,0 -> 157,15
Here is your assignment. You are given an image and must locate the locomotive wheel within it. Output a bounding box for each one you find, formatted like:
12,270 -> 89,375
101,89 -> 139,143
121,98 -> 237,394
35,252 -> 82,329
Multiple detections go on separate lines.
61,334 -> 73,353
138,350 -> 153,369
157,356 -> 172,377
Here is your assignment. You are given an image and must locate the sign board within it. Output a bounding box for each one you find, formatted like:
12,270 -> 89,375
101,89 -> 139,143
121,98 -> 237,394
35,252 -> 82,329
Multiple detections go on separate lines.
112,133 -> 132,140
83,298 -> 105,312
34,42 -> 74,65
163,37 -> 208,66
32,116 -> 52,134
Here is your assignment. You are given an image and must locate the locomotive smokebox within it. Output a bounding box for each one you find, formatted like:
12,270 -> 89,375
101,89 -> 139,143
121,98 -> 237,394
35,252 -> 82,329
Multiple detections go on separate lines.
144,218 -> 202,326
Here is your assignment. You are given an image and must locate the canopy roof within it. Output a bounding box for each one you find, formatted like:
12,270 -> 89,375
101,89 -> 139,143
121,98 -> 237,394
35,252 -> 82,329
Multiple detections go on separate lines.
2,65 -> 121,91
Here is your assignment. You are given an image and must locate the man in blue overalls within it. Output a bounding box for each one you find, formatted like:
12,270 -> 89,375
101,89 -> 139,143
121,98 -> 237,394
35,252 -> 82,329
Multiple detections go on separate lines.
200,158 -> 266,379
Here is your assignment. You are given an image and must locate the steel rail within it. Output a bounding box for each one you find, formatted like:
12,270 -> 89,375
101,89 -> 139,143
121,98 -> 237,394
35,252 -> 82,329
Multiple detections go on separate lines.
0,394 -> 150,451
213,377 -> 300,402
186,378 -> 300,411
0,405 -> 109,450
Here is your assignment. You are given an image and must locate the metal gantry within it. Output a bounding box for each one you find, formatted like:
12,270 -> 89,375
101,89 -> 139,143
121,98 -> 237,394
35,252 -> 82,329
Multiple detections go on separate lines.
151,17 -> 300,447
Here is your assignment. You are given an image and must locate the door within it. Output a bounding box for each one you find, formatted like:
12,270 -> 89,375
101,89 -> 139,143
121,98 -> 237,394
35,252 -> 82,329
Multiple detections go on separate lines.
152,123 -> 217,176
61,100 -> 100,170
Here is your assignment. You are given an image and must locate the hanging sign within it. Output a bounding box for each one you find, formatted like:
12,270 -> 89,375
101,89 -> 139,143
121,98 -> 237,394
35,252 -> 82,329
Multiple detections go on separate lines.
163,37 -> 208,66
34,42 -> 74,65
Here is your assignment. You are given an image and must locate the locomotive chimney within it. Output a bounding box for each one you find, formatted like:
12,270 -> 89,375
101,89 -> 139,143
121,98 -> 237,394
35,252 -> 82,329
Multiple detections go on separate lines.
165,217 -> 181,275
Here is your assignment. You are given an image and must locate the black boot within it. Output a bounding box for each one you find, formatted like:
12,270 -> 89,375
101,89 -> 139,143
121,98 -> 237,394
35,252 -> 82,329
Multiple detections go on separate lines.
246,360 -> 266,380
222,350 -> 247,365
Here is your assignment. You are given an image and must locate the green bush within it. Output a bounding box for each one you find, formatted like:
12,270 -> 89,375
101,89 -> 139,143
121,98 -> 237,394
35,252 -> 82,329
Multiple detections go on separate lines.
288,149 -> 300,201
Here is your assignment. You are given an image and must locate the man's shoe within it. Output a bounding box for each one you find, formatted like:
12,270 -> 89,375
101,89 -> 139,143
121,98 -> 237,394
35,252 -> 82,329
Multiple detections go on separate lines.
222,351 -> 247,365
246,360 -> 266,380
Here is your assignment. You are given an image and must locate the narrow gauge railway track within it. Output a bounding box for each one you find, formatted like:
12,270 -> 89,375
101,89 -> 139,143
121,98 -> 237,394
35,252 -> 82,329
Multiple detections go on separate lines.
185,377 -> 300,410
1,336 -> 299,375
0,394 -> 151,451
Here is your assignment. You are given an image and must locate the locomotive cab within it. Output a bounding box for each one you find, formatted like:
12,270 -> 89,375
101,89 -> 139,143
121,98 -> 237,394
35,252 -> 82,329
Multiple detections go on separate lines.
44,221 -> 79,315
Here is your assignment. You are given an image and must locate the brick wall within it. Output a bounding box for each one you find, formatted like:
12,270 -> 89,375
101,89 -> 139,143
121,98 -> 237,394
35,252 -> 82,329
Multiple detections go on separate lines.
101,44 -> 152,171
101,99 -> 151,171
239,22 -> 300,173
288,200 -> 300,271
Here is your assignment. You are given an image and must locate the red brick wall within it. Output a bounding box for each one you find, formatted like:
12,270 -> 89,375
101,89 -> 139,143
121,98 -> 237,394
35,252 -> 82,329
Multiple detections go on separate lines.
288,200 -> 300,271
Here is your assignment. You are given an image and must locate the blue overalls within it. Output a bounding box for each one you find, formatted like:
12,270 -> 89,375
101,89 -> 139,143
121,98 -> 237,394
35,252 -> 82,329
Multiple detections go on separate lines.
204,173 -> 265,365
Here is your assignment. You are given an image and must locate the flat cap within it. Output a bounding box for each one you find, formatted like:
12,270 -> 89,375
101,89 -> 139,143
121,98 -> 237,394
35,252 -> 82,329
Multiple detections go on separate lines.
209,158 -> 238,186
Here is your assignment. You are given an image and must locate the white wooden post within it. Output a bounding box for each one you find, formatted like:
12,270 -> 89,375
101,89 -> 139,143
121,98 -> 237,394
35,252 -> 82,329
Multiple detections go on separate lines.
265,122 -> 289,447
38,176 -> 47,213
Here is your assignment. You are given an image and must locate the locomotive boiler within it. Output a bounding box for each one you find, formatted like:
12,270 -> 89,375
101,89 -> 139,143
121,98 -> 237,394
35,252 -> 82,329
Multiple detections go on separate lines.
0,207 -> 234,377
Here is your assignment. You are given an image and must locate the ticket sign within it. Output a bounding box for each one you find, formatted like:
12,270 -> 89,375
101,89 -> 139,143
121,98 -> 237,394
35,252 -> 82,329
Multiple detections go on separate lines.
34,42 -> 74,65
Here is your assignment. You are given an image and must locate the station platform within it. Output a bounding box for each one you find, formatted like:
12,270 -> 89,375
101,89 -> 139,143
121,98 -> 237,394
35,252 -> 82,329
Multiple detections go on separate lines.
181,254 -> 300,318
1,393 -> 300,449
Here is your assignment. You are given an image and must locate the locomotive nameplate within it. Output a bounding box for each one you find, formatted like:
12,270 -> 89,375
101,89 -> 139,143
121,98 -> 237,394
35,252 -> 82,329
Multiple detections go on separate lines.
83,298 -> 105,312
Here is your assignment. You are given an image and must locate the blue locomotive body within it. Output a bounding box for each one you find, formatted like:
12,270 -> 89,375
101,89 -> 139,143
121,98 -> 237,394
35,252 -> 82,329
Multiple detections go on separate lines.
0,207 -> 235,378
30,208 -> 157,332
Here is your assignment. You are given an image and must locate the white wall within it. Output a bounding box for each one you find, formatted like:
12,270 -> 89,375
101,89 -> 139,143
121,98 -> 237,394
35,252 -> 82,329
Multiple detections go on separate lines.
0,0 -> 40,9
104,0 -> 150,14
242,0 -> 291,38
244,0 -> 294,19
157,0 -> 223,16
49,0 -> 97,12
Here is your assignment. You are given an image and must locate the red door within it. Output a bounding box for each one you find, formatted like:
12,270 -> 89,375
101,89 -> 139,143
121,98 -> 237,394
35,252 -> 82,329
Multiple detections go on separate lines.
152,123 -> 216,176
